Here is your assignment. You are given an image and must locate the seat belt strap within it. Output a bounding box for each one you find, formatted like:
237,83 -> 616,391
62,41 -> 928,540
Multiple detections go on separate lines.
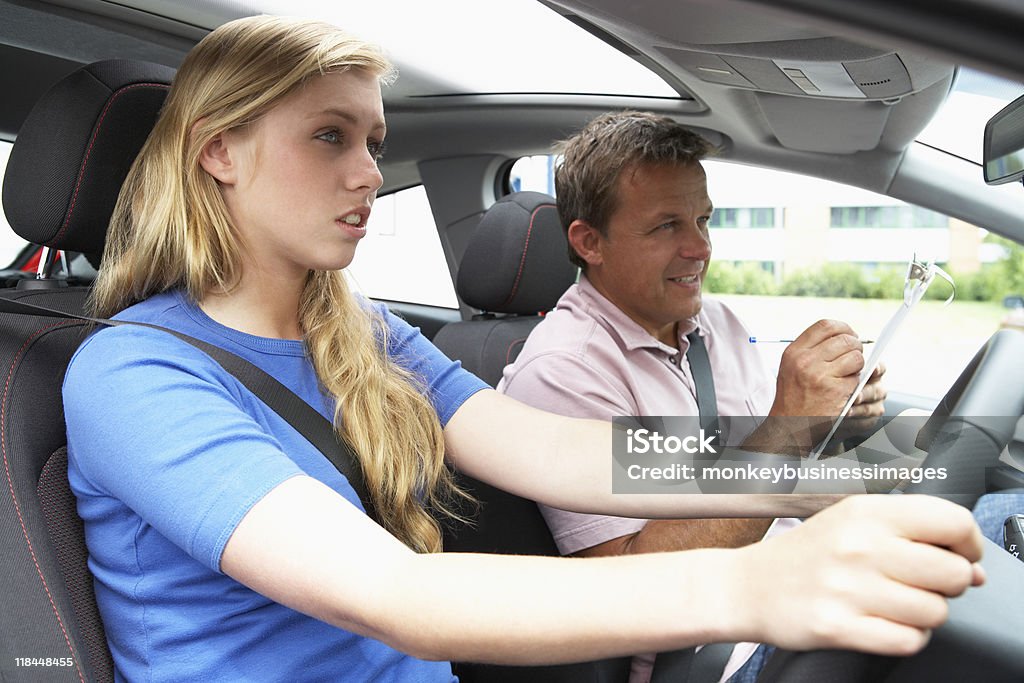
686,330 -> 724,447
652,642 -> 737,683
0,295 -> 377,522
650,332 -> 733,683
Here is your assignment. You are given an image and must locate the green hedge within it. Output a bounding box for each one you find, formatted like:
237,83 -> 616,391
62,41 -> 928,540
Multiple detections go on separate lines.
704,257 -> 1019,303
703,262 -> 776,296
777,263 -> 905,299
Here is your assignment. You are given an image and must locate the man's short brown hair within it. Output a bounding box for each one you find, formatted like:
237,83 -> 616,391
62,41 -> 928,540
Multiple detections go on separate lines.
554,111 -> 715,268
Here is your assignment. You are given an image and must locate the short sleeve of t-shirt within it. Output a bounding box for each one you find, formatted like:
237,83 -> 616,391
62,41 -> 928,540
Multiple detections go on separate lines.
64,325 -> 305,572
374,302 -> 490,426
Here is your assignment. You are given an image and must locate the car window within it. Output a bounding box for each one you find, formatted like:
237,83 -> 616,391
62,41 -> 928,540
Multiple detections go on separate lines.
917,67 -> 1024,164
701,160 -> 1013,398
0,141 -> 31,266
261,0 -> 678,98
509,155 -> 558,195
505,154 -> 1014,398
345,185 -> 459,308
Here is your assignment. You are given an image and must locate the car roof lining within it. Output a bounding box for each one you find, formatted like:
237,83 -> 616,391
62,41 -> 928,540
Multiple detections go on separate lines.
0,0 -> 193,65
0,43 -> 80,139
0,0 -> 193,137
2,0 -> 1022,242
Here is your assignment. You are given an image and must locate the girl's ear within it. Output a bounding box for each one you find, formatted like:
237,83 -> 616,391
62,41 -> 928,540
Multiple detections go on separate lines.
196,125 -> 238,185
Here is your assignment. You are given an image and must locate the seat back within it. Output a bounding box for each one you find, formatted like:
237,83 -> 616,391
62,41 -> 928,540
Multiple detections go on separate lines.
435,193 -> 629,681
0,59 -> 173,682
433,191 -> 577,385
437,192 -> 575,557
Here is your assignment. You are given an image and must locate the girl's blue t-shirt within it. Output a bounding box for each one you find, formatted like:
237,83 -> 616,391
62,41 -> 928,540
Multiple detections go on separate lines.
63,290 -> 487,682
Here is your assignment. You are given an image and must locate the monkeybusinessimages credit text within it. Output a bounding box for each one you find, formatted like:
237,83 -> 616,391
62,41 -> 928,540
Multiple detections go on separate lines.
610,416 -> 965,495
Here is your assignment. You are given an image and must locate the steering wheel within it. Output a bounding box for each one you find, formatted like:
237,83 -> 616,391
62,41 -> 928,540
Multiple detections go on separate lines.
753,329 -> 1024,683
902,328 -> 1024,506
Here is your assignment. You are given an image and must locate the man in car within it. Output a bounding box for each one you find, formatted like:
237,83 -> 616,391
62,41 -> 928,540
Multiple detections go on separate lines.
497,110 -> 913,682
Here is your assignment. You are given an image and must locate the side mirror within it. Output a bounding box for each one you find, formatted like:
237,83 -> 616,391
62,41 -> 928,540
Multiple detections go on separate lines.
983,92 -> 1024,185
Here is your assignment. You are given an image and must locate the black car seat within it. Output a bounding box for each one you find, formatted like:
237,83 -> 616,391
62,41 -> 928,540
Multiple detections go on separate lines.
433,190 -> 578,386
0,59 -> 173,683
433,193 -> 634,681
435,191 -> 577,559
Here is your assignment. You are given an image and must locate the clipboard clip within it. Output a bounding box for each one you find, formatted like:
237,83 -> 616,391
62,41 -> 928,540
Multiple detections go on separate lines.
906,260 -> 928,283
904,255 -> 955,306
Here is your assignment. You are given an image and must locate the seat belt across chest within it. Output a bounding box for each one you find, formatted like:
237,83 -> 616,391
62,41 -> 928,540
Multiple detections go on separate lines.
0,295 -> 377,522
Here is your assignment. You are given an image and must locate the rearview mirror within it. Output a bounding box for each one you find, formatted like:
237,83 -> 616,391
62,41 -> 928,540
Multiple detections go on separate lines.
983,92 -> 1024,185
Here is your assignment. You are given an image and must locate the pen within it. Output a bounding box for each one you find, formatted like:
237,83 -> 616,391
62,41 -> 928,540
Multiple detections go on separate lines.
748,337 -> 875,343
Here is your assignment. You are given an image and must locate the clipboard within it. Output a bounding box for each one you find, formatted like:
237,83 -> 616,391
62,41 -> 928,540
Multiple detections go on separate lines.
808,257 -> 955,460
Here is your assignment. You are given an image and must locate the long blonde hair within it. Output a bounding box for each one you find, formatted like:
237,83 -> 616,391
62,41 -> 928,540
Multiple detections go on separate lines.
92,15 -> 468,553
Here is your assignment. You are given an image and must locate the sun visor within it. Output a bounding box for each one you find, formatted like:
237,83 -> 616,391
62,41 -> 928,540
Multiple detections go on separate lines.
755,94 -> 892,153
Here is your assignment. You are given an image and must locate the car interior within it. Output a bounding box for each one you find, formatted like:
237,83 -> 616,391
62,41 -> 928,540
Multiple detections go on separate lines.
1,1 -> 1024,682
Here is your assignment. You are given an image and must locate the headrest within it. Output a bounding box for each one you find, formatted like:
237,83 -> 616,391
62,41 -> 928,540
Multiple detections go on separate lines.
456,191 -> 578,315
2,60 -> 174,255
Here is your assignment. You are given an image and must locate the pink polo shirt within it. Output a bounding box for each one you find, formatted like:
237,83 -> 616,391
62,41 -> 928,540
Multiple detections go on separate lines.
499,275 -> 778,553
497,275 -> 793,683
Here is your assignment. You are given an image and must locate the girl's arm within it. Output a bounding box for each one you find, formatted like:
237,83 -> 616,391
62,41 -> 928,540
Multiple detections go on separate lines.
444,389 -> 844,519
221,475 -> 983,664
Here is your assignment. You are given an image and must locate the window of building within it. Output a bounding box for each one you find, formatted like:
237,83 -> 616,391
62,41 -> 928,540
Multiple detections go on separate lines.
709,208 -> 738,228
912,206 -> 949,228
830,206 -> 949,228
748,208 -> 776,228
709,207 -> 775,228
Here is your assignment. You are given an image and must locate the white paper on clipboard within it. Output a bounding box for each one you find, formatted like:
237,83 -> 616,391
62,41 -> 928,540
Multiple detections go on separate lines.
808,258 -> 955,460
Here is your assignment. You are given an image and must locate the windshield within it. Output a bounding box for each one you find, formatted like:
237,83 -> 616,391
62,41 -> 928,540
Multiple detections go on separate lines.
917,67 -> 1024,164
136,0 -> 681,98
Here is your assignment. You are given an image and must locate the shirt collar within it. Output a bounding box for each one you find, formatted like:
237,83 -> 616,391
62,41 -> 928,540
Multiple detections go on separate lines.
575,274 -> 705,357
